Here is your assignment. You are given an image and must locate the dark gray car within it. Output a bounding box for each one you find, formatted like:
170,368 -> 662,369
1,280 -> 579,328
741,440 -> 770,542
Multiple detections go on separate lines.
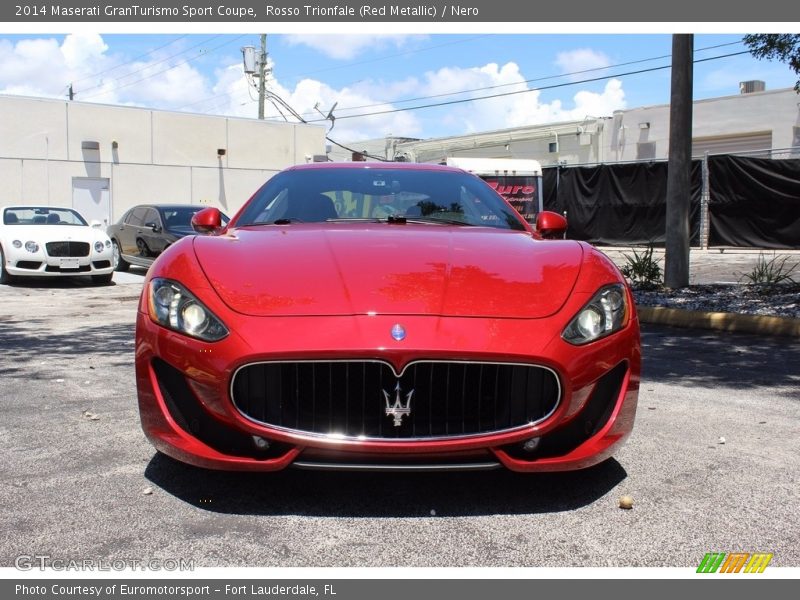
107,204 -> 228,271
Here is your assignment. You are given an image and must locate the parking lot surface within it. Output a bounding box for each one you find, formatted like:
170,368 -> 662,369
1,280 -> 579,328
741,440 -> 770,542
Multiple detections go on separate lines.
1,275 -> 798,568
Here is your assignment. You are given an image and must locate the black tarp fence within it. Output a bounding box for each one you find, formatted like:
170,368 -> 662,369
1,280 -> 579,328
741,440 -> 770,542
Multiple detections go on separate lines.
542,167 -> 559,213
707,155 -> 800,248
542,161 -> 702,246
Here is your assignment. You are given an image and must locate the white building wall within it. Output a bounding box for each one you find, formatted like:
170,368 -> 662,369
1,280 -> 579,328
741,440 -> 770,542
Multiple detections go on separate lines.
66,102 -> 153,164
0,94 -> 326,221
395,87 -> 800,166
0,96 -> 68,160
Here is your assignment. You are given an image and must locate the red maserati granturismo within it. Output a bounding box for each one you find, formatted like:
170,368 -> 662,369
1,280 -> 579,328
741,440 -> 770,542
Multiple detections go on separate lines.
135,162 -> 640,472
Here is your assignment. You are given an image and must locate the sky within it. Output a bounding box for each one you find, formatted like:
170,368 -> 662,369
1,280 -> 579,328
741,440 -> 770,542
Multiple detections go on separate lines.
0,32 -> 797,144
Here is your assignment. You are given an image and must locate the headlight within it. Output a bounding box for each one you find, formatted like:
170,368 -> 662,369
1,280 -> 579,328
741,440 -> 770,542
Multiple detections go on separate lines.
147,278 -> 228,342
24,241 -> 39,253
562,284 -> 628,345
12,240 -> 22,249
94,241 -> 105,252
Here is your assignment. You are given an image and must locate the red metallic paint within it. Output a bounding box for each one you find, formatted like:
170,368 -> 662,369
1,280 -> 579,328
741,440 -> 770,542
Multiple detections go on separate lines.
535,211 -> 568,239
135,163 -> 640,472
190,206 -> 225,233
193,226 -> 583,318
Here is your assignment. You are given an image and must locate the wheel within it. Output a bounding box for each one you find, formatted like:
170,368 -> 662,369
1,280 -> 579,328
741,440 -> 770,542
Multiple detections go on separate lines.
0,246 -> 15,285
136,238 -> 152,257
92,273 -> 114,285
113,240 -> 129,272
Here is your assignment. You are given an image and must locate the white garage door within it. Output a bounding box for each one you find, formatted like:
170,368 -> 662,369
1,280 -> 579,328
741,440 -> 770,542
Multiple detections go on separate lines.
72,177 -> 110,226
692,131 -> 773,157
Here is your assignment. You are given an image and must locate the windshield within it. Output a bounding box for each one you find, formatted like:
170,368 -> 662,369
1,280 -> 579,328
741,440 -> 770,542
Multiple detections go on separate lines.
3,207 -> 87,226
236,168 -> 527,231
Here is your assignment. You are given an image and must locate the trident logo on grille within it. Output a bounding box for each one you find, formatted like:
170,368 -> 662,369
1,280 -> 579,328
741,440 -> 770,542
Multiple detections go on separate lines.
383,382 -> 413,427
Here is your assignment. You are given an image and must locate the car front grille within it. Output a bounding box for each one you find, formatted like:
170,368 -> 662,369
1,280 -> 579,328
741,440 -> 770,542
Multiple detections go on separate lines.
231,360 -> 560,440
46,241 -> 90,257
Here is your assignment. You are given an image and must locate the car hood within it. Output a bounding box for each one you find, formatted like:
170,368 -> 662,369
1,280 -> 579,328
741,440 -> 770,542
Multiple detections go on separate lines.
192,225 -> 584,319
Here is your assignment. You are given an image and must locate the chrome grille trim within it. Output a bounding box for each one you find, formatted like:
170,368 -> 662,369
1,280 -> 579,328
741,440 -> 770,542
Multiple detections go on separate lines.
230,359 -> 561,442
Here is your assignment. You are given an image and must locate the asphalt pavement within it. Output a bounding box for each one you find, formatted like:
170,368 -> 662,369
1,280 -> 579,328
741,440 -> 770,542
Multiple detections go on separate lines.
0,275 -> 798,569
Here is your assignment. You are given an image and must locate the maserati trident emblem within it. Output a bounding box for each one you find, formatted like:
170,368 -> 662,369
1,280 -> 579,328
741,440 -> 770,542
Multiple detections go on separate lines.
383,382 -> 413,427
391,323 -> 406,341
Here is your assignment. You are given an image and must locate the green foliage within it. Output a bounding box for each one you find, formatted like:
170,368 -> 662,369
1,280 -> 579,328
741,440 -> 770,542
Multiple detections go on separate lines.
620,245 -> 663,289
740,253 -> 799,287
743,34 -> 800,92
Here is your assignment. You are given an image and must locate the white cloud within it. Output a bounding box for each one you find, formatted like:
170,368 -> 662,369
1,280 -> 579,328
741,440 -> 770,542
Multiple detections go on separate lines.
0,37 -> 71,96
0,34 -> 216,111
269,75 -> 422,141
0,35 -> 627,142
555,48 -> 612,80
115,61 -> 209,107
399,62 -> 626,136
60,33 -> 108,70
221,60 -> 627,141
284,35 -> 416,60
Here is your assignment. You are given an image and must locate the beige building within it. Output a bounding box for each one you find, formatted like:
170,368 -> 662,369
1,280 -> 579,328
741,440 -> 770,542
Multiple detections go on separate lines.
349,85 -> 800,166
0,94 -> 326,225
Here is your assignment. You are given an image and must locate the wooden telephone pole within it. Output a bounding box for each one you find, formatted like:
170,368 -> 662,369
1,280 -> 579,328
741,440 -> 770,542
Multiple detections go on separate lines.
664,34 -> 694,288
257,34 -> 267,120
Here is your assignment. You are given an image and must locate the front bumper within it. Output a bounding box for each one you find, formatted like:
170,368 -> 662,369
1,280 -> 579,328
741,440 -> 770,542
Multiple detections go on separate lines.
135,306 -> 640,473
5,248 -> 114,277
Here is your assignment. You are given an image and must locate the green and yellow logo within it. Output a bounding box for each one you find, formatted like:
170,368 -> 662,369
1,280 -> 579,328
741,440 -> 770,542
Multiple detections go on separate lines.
697,552 -> 773,573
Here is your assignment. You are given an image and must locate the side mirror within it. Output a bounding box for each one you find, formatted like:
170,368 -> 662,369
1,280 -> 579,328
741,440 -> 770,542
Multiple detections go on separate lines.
144,221 -> 161,233
535,211 -> 568,240
192,207 -> 223,234
90,220 -> 103,229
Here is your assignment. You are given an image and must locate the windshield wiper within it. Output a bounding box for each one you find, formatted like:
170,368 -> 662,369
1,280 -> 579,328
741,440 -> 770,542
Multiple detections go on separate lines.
404,216 -> 474,226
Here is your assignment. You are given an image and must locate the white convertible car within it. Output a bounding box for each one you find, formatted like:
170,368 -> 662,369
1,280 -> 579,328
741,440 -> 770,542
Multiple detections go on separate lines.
1,206 -> 116,285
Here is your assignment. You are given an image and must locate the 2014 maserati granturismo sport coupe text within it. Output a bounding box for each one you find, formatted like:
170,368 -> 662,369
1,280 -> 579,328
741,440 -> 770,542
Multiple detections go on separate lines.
135,162 -> 640,472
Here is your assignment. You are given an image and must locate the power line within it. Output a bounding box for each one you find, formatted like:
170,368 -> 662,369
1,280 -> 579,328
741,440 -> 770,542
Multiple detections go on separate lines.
69,35 -> 188,86
172,39 -> 747,122
237,41 -> 747,122
77,35 -> 223,97
315,40 -> 745,116
260,48 -> 749,160
172,35 -> 490,113
303,50 -> 751,123
79,35 -> 246,101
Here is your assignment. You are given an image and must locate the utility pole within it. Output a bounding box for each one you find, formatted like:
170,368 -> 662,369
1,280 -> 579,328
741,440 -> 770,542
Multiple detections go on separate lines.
68,84 -> 74,100
257,34 -> 267,120
664,34 -> 694,289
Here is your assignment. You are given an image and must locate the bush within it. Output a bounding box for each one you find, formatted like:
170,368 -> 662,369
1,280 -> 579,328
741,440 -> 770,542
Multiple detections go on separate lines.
620,245 -> 663,290
740,253 -> 798,287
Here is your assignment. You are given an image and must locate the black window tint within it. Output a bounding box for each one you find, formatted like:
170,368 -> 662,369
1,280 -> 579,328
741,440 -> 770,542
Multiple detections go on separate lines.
143,209 -> 161,226
236,170 -> 526,230
128,207 -> 148,226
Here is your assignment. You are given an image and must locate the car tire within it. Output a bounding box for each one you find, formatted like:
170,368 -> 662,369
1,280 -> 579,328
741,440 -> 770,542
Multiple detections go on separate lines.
113,240 -> 130,272
92,273 -> 114,285
0,246 -> 15,285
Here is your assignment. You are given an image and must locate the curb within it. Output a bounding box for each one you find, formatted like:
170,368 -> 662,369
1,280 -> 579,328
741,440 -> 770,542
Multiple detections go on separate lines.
637,306 -> 800,338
